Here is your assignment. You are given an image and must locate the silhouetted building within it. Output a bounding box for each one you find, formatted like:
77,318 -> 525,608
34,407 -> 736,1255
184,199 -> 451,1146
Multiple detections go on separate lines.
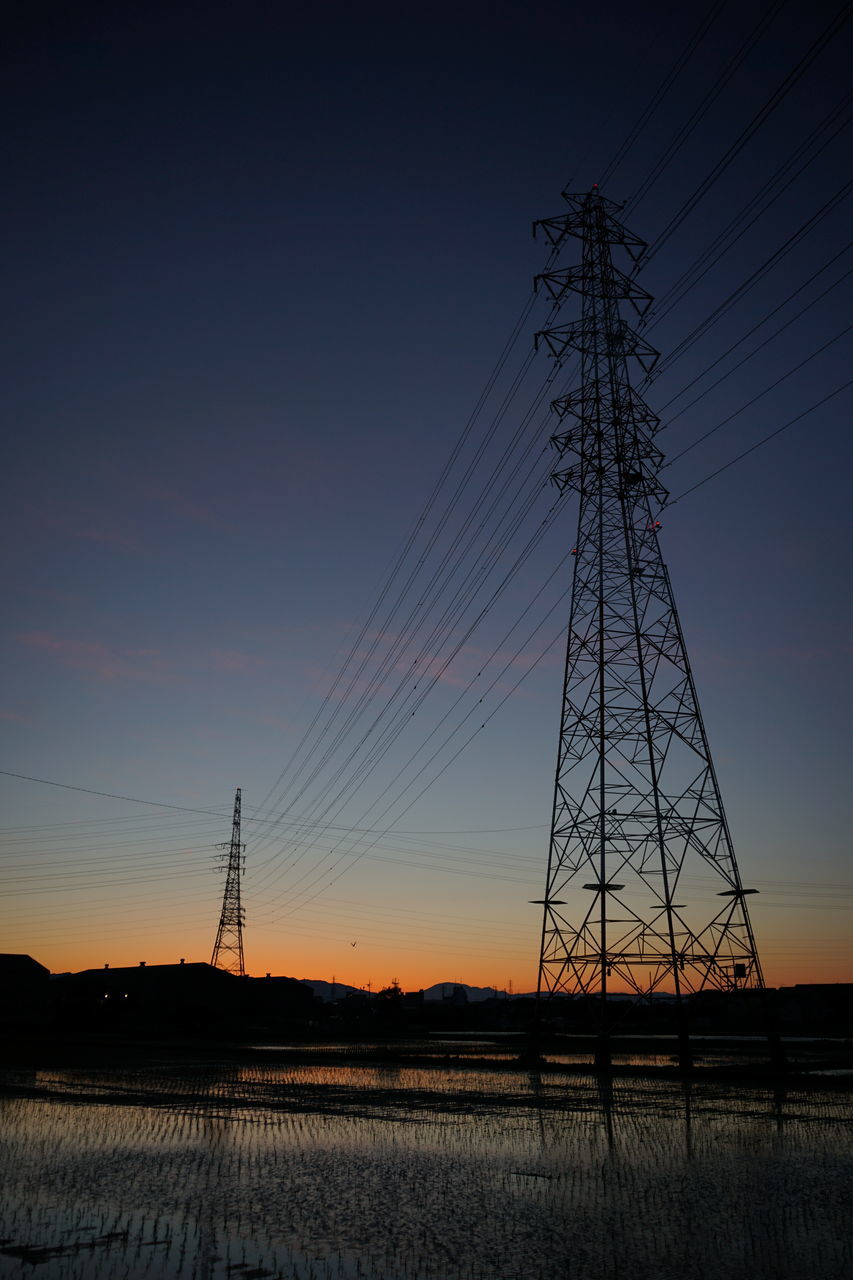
54,960 -> 237,1029
241,974 -> 317,1018
0,954 -> 50,1027
51,961 -> 317,1034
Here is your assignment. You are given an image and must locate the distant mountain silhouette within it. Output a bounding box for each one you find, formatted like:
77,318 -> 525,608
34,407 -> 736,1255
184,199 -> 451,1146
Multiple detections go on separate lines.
422,983 -> 515,1002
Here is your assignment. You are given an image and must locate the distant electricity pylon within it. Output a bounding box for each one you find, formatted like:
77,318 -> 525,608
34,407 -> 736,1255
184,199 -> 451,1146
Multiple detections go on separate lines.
211,787 -> 246,976
532,188 -> 763,1019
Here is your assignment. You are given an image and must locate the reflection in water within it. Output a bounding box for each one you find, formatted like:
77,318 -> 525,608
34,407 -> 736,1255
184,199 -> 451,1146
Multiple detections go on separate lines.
682,1079 -> 694,1162
0,1063 -> 850,1279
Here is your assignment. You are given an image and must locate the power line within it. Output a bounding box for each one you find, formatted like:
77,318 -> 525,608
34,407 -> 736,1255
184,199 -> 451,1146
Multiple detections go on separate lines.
246,356 -> 570,868
251,555 -> 575,903
625,0 -> 788,216
0,768 -> 544,839
661,323 -> 852,469
664,380 -> 852,508
642,1 -> 853,263
263,614 -> 569,921
251,268 -> 562,828
0,769 -> 228,817
646,93 -> 852,325
598,0 -> 730,189
254,197 -> 851,874
8,13 -> 851,969
650,178 -> 853,377
655,246 -> 853,419
244,74 -> 852,885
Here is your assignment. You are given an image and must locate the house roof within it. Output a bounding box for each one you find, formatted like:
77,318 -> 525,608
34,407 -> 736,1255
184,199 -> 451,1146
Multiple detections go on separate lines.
0,953 -> 50,980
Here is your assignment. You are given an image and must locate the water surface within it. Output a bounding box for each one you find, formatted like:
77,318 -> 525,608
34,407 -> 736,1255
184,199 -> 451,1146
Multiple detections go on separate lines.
1,1061 -> 850,1279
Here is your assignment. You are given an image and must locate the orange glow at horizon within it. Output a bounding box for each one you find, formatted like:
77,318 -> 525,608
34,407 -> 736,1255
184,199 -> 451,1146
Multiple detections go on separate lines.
22,936 -> 853,994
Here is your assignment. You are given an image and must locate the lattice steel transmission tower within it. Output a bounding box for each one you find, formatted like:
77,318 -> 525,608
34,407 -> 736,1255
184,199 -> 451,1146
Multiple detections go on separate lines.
532,188 -> 763,1017
211,787 -> 246,976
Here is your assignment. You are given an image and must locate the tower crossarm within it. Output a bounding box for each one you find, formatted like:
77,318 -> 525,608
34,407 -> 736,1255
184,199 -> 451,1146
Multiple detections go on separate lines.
535,263 -> 653,315
536,319 -> 660,373
533,188 -> 647,260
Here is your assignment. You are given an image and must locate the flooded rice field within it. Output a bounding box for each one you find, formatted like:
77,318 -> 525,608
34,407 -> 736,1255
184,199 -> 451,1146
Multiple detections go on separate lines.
1,1058 -> 851,1280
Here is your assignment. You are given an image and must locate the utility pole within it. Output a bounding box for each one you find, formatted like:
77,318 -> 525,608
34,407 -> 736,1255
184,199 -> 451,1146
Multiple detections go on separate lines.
531,188 -> 763,1066
211,787 -> 246,976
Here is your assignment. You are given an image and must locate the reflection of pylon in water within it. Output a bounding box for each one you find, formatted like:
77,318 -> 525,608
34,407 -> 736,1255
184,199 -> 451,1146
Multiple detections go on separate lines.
210,787 -> 246,976
532,189 -> 763,1013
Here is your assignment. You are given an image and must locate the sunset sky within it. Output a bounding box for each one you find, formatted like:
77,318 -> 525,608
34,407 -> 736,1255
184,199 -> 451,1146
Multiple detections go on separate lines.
2,0 -> 851,993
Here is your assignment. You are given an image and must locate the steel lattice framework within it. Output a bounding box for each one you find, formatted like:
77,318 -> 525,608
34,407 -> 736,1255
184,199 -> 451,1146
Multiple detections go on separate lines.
533,188 -> 763,1004
211,786 -> 246,976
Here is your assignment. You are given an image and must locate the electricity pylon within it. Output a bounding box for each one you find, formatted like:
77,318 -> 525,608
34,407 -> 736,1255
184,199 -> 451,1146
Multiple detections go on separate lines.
532,188 -> 763,1027
211,787 -> 246,976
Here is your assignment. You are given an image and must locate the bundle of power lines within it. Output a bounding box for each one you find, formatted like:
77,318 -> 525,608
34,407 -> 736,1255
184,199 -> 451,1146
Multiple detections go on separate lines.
242,0 -> 852,929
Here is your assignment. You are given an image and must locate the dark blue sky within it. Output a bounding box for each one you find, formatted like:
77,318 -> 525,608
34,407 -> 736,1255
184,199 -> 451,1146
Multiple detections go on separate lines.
2,0 -> 851,985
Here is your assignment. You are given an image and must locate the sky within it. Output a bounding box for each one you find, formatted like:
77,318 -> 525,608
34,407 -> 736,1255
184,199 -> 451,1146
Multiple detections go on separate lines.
2,0 -> 851,992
